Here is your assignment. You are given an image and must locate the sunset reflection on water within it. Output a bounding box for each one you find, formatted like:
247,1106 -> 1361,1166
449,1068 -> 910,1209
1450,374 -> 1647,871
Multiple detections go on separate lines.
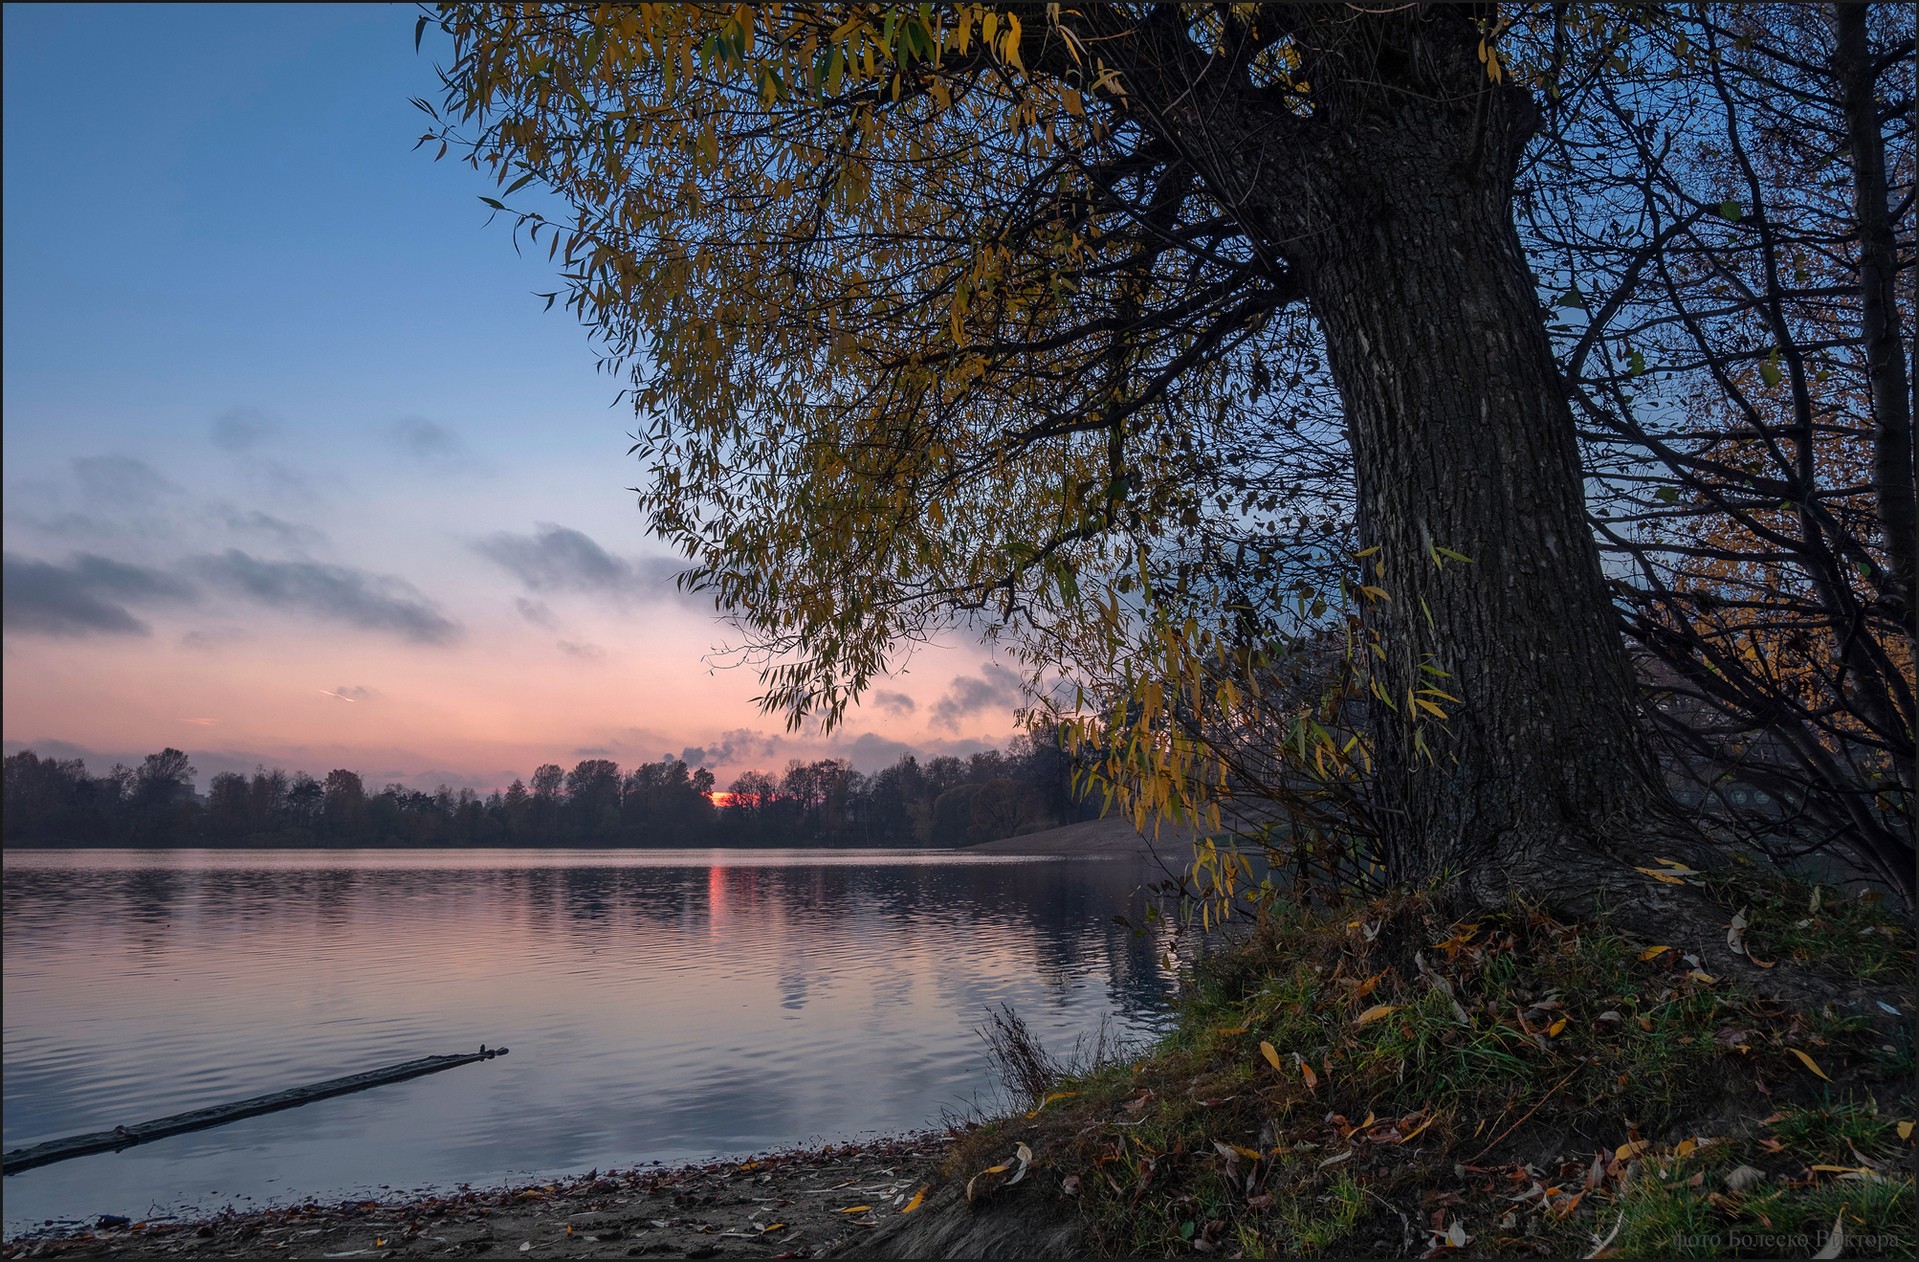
3,848 -> 1186,1233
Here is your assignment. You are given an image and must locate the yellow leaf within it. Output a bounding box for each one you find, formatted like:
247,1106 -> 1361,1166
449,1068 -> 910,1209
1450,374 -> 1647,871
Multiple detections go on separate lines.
1547,1017 -> 1567,1037
1809,1164 -> 1874,1176
1025,1090 -> 1077,1117
1674,1138 -> 1697,1158
1639,944 -> 1671,960
762,1223 -> 786,1232
900,1188 -> 926,1214
1259,1041 -> 1282,1071
1789,1048 -> 1831,1081
1355,1004 -> 1397,1026
839,1205 -> 872,1213
1299,1059 -> 1319,1091
1898,1121 -> 1914,1141
1635,867 -> 1687,885
1397,1115 -> 1436,1144
1616,1139 -> 1650,1162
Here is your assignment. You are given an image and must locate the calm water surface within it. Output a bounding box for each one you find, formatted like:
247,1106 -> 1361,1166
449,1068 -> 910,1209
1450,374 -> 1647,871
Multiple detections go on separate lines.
2,848 -> 1186,1234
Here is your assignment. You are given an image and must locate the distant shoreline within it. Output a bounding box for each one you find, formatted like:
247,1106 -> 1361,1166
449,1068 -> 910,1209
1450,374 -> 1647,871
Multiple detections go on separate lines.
0,816 -> 1204,858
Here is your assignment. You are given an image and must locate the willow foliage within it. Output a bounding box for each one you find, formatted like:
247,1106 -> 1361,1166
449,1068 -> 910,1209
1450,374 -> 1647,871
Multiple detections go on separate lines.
423,3 -> 1379,877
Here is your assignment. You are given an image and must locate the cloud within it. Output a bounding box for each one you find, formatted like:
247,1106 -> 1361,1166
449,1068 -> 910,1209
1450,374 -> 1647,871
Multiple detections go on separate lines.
210,407 -> 282,452
189,550 -> 461,644
71,455 -> 180,506
387,417 -> 478,469
571,746 -> 616,757
870,690 -> 917,716
514,597 -> 558,627
220,508 -> 325,548
557,640 -> 605,660
329,685 -> 377,702
180,626 -> 253,651
839,731 -> 915,770
930,663 -> 1026,731
678,728 -> 782,769
476,523 -> 629,592
475,523 -> 687,602
2,552 -> 196,638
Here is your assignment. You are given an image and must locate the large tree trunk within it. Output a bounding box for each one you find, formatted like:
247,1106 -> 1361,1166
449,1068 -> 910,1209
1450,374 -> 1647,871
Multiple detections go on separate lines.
1258,9 -> 1670,905
1109,7 -> 1739,935
1303,142 -> 1664,901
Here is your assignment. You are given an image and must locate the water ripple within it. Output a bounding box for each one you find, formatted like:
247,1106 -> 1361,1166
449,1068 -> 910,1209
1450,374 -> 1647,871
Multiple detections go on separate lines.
4,849 -> 1186,1234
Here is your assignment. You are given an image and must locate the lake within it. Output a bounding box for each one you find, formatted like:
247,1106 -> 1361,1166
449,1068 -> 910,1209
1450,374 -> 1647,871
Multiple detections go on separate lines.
1,848 -> 1190,1235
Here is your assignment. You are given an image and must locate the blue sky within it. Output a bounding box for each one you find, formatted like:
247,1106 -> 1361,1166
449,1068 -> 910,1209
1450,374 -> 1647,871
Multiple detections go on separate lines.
2,4 -> 1012,791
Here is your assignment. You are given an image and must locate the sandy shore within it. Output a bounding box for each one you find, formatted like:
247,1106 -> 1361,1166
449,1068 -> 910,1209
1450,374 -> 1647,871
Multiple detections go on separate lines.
2,1133 -> 954,1259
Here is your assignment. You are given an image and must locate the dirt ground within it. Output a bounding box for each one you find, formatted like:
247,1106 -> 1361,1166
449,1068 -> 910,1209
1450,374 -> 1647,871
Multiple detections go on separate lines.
1,1133 -> 953,1260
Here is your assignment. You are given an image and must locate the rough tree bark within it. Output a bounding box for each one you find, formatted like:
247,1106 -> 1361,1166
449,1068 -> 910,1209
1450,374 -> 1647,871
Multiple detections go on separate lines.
1832,1 -> 1917,635
1301,96 -> 1666,903
1108,5 -> 1685,914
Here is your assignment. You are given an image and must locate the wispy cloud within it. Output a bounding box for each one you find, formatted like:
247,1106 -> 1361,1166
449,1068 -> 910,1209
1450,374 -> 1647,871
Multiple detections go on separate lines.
514,597 -> 559,628
190,550 -> 460,644
209,406 -> 282,453
930,663 -> 1025,731
2,552 -> 196,638
219,508 -> 326,548
72,455 -> 182,507
556,640 -> 605,660
474,523 -> 685,602
387,417 -> 480,471
678,728 -> 783,769
870,690 -> 917,716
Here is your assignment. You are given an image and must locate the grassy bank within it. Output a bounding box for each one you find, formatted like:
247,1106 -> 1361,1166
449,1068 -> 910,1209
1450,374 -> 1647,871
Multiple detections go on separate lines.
937,875 -> 1915,1258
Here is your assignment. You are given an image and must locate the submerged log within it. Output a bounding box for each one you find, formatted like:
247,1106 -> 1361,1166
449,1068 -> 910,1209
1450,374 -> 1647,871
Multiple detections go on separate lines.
2,1045 -> 509,1175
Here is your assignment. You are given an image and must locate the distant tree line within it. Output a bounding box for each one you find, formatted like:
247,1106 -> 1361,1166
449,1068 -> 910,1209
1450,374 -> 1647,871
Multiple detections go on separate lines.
1,733 -> 1096,848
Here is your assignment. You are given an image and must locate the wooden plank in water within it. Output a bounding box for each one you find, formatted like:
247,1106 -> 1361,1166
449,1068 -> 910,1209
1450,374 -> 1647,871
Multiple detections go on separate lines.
2,1046 -> 509,1175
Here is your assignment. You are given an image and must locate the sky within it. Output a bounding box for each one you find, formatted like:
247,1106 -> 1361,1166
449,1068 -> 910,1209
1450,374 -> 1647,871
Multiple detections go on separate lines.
1,3 -> 1019,794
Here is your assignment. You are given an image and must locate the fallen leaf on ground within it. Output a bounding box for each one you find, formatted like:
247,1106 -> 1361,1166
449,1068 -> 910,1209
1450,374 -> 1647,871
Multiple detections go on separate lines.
1355,1004 -> 1397,1026
1788,1048 -> 1831,1080
1811,1213 -> 1845,1260
900,1188 -> 925,1214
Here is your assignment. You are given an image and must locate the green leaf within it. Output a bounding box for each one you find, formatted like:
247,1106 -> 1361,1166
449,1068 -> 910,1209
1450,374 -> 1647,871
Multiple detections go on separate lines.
479,196 -> 506,210
1717,200 -> 1742,220
1759,352 -> 1782,387
1626,349 -> 1646,377
1654,486 -> 1679,505
414,15 -> 428,53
